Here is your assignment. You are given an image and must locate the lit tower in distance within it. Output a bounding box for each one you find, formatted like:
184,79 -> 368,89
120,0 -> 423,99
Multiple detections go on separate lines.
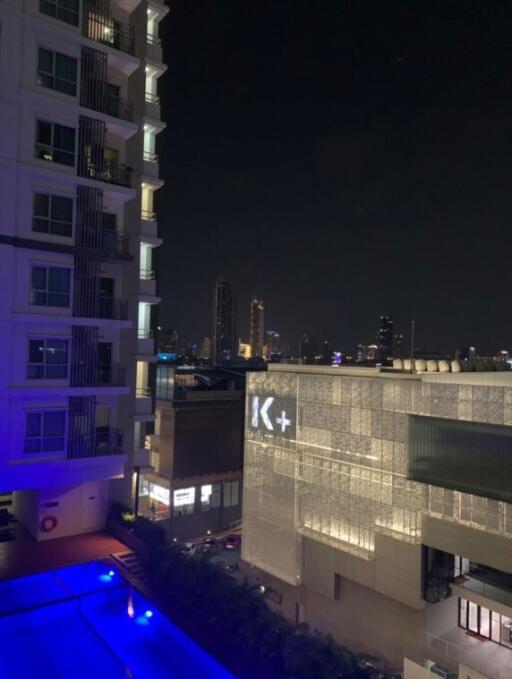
377,315 -> 394,364
249,295 -> 265,358
211,277 -> 237,364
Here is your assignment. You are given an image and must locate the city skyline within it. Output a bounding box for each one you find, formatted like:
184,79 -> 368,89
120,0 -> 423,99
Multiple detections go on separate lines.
157,0 -> 512,356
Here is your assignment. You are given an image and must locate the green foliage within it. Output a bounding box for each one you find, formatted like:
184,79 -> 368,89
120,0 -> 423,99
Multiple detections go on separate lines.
150,545 -> 381,678
132,515 -> 167,547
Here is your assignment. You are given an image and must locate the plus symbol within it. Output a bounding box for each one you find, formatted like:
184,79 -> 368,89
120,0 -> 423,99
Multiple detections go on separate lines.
276,411 -> 291,433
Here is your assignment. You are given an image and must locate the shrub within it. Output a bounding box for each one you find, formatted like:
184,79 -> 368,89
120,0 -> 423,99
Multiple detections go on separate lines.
150,545 -> 380,678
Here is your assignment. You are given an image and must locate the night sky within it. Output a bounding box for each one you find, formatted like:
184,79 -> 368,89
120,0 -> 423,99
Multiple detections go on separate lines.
156,0 -> 512,355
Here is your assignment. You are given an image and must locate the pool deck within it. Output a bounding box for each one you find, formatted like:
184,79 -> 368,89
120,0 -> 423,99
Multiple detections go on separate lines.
0,531 -> 126,581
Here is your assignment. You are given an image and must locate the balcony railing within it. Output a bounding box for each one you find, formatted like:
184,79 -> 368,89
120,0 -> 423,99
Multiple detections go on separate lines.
83,12 -> 135,56
80,159 -> 132,188
94,428 -> 124,456
98,363 -> 127,386
138,328 -> 153,339
145,91 -> 159,104
140,269 -> 156,280
99,296 -> 128,320
81,85 -> 134,122
141,209 -> 156,221
147,33 -> 161,46
100,228 -> 130,256
136,387 -> 152,398
143,151 -> 158,163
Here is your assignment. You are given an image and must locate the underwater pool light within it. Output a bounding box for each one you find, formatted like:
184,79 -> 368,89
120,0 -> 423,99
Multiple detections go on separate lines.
144,610 -> 154,619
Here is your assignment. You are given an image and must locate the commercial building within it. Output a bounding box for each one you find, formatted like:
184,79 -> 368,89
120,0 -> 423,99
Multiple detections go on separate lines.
0,0 -> 167,540
211,277 -> 237,364
249,295 -> 264,359
139,365 -> 244,539
243,364 -> 512,678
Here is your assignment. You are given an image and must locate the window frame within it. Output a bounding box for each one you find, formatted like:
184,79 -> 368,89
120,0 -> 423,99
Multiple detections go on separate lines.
30,264 -> 71,308
37,47 -> 77,97
27,337 -> 69,380
39,0 -> 79,27
35,119 -> 76,167
24,410 -> 67,455
32,192 -> 74,238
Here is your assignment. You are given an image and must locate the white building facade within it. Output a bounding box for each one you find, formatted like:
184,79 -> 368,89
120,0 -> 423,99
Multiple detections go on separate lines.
243,365 -> 512,679
0,0 -> 167,540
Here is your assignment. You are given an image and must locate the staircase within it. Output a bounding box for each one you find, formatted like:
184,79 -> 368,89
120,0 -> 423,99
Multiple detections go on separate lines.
111,550 -> 150,588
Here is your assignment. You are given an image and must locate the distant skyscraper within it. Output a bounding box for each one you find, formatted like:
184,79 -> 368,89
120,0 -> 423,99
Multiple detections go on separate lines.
249,296 -> 265,358
393,333 -> 405,359
211,277 -> 237,364
377,315 -> 394,363
300,335 -> 318,364
199,336 -> 212,361
159,328 -> 179,354
264,330 -> 281,358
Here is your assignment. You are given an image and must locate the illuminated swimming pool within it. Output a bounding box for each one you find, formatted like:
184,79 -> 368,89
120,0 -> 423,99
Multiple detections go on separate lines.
0,561 -> 234,678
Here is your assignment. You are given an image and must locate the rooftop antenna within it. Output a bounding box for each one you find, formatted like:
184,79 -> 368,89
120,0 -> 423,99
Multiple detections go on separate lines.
410,320 -> 415,373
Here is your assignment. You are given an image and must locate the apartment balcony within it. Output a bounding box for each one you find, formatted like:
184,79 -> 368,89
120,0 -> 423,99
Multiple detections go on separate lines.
81,85 -> 134,124
146,34 -> 163,63
99,296 -> 129,320
143,150 -> 159,178
137,329 -> 155,357
139,269 -> 156,297
136,387 -> 153,417
83,12 -> 135,57
94,428 -> 124,456
133,438 -> 151,467
99,228 -> 130,259
79,159 -> 132,188
145,91 -> 161,119
71,363 -> 126,386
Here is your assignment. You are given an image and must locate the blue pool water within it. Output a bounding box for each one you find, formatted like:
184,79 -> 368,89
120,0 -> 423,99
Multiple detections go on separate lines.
0,562 -> 234,678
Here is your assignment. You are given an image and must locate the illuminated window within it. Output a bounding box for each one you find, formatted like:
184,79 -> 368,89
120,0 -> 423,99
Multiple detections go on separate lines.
35,120 -> 75,167
25,411 -> 66,453
201,484 -> 221,512
27,339 -> 68,379
173,487 -> 195,516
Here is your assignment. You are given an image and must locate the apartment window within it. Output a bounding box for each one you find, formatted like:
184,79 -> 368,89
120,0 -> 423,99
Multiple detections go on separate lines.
33,193 -> 73,237
30,266 -> 70,307
37,48 -> 77,97
39,0 -> 79,27
223,480 -> 239,507
201,484 -> 221,512
25,411 -> 66,453
35,121 -> 75,167
27,339 -> 68,379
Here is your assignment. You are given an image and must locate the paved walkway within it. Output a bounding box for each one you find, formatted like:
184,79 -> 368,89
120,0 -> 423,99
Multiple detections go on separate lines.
0,531 -> 126,581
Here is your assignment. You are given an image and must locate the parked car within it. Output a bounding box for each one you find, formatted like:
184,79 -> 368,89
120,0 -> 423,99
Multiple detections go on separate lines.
223,534 -> 241,550
180,542 -> 198,557
201,536 -> 218,552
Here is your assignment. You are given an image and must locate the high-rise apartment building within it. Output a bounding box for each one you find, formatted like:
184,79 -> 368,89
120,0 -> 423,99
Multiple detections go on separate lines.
377,314 -> 394,363
243,365 -> 512,678
0,0 -> 167,540
249,295 -> 264,359
211,277 -> 237,364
